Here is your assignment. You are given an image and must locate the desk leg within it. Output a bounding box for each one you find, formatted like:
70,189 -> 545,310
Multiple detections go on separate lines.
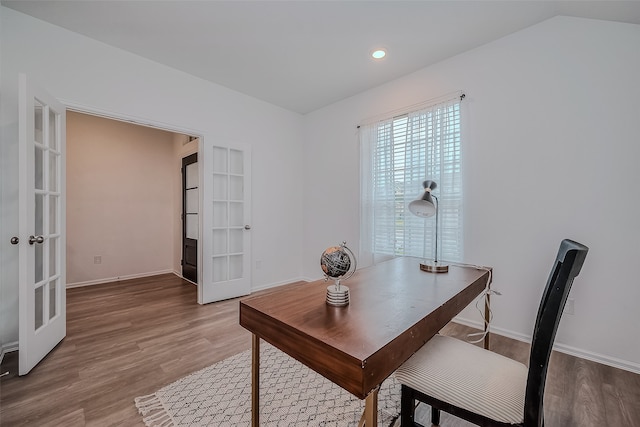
484,285 -> 491,350
357,386 -> 379,427
251,334 -> 260,427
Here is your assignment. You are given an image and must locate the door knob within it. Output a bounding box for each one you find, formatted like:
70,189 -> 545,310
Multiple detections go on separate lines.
29,235 -> 44,245
244,225 -> 251,230
10,236 -> 19,245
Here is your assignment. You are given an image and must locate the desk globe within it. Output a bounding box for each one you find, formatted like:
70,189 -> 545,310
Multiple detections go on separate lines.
320,241 -> 356,306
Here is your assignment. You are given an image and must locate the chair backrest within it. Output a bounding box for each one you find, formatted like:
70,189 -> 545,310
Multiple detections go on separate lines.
524,239 -> 589,427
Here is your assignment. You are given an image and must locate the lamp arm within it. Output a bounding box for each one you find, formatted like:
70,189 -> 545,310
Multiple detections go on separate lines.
433,194 -> 439,264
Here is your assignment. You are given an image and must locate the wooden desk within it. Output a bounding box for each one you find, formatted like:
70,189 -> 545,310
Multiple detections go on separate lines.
239,257 -> 491,426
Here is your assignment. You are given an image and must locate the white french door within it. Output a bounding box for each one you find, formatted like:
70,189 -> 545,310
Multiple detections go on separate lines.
18,74 -> 66,375
200,143 -> 251,304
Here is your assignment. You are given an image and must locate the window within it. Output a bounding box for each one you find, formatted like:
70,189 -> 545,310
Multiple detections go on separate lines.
360,96 -> 463,266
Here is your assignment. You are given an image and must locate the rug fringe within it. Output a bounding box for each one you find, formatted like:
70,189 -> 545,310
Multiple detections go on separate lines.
142,410 -> 174,427
134,393 -> 162,414
134,393 -> 174,427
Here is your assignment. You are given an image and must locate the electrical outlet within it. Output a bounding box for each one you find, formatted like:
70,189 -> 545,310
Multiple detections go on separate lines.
94,256 -> 102,265
565,298 -> 575,315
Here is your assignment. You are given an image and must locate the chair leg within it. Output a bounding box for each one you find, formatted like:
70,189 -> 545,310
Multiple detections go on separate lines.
431,407 -> 440,426
401,385 -> 417,427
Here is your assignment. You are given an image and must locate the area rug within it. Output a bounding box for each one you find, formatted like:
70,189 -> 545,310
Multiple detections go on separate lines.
135,343 -> 401,426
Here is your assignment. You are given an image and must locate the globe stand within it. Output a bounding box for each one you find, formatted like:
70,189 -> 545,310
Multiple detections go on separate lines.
326,280 -> 350,307
320,242 -> 356,307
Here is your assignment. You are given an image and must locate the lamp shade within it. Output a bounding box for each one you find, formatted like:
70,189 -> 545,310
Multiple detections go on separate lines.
408,180 -> 448,273
408,180 -> 437,217
408,198 -> 436,217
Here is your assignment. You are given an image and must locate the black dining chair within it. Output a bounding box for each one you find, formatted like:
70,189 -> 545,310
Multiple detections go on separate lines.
394,239 -> 588,427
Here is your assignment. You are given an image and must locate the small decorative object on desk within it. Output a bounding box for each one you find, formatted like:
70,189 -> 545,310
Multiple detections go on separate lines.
320,241 -> 356,307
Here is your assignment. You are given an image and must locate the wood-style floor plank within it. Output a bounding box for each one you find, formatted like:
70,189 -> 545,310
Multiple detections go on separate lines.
1,274 -> 254,426
1,274 -> 639,426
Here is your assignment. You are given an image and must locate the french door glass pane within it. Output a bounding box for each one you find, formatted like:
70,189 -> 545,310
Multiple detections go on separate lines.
35,244 -> 44,283
212,174 -> 227,199
34,101 -> 43,144
229,202 -> 243,227
186,214 -> 198,239
186,162 -> 198,188
35,285 -> 44,329
229,176 -> 243,200
35,146 -> 44,190
230,149 -> 243,174
229,255 -> 243,280
212,229 -> 227,255
49,153 -> 58,191
229,229 -> 243,253
49,237 -> 57,276
49,280 -> 58,320
35,194 -> 44,235
48,109 -> 57,150
212,147 -> 227,173
212,256 -> 227,282
212,202 -> 227,227
49,195 -> 58,234
186,188 -> 198,213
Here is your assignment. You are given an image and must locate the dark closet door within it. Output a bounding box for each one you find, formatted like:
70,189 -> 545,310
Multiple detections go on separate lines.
182,153 -> 198,283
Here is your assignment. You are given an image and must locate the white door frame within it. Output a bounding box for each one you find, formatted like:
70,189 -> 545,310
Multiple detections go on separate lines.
60,101 -> 253,304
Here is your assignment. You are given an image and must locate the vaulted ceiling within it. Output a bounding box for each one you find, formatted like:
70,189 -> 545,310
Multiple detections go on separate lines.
4,1 -> 640,114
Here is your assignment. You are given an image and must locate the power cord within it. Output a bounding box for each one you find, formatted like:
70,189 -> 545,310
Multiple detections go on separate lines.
441,261 -> 501,344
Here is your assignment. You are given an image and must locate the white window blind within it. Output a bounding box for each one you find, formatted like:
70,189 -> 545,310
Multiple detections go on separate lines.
360,96 -> 463,265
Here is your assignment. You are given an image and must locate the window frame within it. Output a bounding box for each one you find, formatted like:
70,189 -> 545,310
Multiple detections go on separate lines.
359,96 -> 464,267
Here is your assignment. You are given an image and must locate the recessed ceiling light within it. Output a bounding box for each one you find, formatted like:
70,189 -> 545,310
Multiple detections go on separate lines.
371,49 -> 386,60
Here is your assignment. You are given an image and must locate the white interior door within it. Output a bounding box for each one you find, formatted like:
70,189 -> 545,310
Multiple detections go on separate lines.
200,144 -> 251,304
18,74 -> 66,375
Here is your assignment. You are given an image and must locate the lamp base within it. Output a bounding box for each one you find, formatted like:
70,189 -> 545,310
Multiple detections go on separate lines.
419,261 -> 449,273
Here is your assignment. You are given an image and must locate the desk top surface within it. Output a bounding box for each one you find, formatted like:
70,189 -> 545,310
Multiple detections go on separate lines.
239,256 -> 489,398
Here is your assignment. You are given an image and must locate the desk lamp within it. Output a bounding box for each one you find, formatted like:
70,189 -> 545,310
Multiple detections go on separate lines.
409,180 -> 449,273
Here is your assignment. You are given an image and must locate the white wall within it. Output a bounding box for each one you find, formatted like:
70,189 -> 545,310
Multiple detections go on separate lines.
303,16 -> 640,372
0,7 -> 304,346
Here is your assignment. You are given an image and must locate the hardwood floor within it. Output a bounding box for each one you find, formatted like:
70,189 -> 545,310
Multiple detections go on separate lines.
1,274 -> 639,426
0,274 -> 254,426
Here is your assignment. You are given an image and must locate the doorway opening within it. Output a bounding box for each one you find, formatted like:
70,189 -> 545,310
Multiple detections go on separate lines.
65,111 -> 200,289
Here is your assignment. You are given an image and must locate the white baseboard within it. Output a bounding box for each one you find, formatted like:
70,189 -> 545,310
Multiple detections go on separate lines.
1,341 -> 19,365
66,269 -> 175,288
172,270 -> 197,286
454,316 -> 640,375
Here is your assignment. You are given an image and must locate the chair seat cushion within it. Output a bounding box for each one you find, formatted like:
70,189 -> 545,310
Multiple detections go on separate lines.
394,334 -> 528,424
